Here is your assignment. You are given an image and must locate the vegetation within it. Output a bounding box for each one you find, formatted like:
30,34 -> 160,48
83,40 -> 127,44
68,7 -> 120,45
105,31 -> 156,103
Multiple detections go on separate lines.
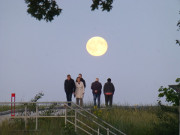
25,0 -> 62,22
0,106 -> 11,112
101,106 -> 178,135
156,78 -> 179,135
0,91 -> 178,135
0,118 -> 70,135
25,92 -> 44,112
24,0 -> 113,22
177,11 -> 180,46
0,105 -> 178,135
91,0 -> 113,12
158,78 -> 180,106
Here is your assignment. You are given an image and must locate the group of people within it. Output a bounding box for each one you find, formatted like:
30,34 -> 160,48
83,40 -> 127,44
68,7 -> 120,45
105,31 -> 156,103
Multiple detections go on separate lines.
64,74 -> 115,108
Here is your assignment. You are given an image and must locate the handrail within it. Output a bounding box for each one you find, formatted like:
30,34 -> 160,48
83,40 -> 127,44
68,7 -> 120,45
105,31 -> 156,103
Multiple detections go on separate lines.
76,119 -> 103,135
0,101 -> 70,104
64,103 -> 117,135
71,102 -> 126,135
65,106 -> 110,135
64,102 -> 125,135
72,108 -> 116,135
66,119 -> 92,135
65,104 -> 107,134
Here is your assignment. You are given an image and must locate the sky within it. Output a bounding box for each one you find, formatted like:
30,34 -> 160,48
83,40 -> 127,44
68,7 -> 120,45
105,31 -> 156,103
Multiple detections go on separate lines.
0,0 -> 180,105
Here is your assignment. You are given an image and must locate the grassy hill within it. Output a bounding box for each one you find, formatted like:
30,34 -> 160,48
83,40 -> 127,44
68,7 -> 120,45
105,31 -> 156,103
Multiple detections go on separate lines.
0,105 -> 178,135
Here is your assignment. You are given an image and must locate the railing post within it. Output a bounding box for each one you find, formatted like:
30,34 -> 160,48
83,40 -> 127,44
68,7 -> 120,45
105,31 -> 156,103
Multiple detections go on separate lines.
65,104 -> 67,127
107,128 -> 109,135
25,105 -> 27,130
98,128 -> 100,135
35,105 -> 38,130
75,108 -> 77,132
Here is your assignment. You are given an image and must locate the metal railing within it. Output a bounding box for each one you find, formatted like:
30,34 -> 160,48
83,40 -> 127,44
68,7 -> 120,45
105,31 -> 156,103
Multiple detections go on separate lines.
66,102 -> 126,135
0,102 -> 70,130
0,102 -> 126,135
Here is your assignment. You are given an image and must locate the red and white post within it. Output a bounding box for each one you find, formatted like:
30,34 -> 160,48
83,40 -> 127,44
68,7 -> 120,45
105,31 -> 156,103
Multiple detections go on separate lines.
11,93 -> 15,116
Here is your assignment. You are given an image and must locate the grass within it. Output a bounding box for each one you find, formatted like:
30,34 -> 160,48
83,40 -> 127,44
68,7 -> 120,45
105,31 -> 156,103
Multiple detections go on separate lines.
0,105 -> 178,135
100,106 -> 159,135
0,105 -> 11,112
98,106 -> 178,135
0,118 -> 69,135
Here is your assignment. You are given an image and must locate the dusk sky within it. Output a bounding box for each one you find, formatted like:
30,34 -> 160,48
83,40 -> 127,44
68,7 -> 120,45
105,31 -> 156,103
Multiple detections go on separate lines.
0,0 -> 180,105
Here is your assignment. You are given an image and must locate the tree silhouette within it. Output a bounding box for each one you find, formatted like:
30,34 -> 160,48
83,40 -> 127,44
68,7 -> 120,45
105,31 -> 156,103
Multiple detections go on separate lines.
25,0 -> 113,22
25,0 -> 62,22
177,11 -> 180,46
91,0 -> 113,12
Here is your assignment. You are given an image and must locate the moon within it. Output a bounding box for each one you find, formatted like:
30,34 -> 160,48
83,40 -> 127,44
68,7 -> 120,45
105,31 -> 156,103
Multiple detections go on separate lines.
86,36 -> 108,56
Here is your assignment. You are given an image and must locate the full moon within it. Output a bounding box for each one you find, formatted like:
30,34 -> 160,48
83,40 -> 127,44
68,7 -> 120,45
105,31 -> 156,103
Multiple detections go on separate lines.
86,36 -> 108,56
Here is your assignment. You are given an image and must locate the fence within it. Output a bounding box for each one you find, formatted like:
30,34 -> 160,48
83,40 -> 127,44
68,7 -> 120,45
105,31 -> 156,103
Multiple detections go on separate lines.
0,101 -> 126,135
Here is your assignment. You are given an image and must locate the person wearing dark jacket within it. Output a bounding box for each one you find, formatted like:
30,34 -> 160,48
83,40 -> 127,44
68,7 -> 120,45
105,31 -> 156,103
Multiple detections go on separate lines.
78,73 -> 86,88
103,78 -> 115,107
64,74 -> 75,106
91,78 -> 102,108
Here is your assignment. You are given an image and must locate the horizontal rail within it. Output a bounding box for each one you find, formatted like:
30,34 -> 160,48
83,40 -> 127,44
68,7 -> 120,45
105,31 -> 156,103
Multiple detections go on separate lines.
0,101 -> 70,104
9,116 -> 75,118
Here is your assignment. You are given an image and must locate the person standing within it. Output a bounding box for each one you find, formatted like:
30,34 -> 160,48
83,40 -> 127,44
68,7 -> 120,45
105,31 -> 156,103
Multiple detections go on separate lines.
78,73 -> 86,88
64,74 -> 75,106
91,78 -> 102,108
103,78 -> 115,107
75,77 -> 85,106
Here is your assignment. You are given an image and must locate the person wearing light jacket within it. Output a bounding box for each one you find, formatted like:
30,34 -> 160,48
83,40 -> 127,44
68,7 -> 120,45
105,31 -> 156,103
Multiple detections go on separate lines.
75,77 -> 85,106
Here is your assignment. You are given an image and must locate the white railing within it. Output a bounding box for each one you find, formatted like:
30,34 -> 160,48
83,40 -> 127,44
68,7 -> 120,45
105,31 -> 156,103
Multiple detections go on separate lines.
0,102 -> 126,135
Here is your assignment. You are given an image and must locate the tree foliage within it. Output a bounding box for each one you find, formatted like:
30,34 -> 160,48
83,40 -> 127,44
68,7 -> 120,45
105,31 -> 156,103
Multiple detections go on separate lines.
25,0 -> 62,22
154,103 -> 178,135
91,0 -> 113,12
25,92 -> 44,112
176,40 -> 180,46
158,87 -> 179,106
25,0 -> 113,22
31,92 -> 44,102
158,78 -> 180,106
177,11 -> 180,46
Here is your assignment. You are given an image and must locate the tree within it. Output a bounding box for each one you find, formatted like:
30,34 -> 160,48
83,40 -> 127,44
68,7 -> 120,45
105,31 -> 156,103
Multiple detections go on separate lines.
91,0 -> 113,12
156,79 -> 179,135
25,0 -> 62,22
25,0 -> 113,22
158,78 -> 180,106
25,92 -> 44,112
176,11 -> 180,46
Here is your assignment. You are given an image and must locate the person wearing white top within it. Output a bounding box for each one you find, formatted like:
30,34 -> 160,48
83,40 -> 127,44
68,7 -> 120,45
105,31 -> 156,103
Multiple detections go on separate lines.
75,77 -> 85,106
